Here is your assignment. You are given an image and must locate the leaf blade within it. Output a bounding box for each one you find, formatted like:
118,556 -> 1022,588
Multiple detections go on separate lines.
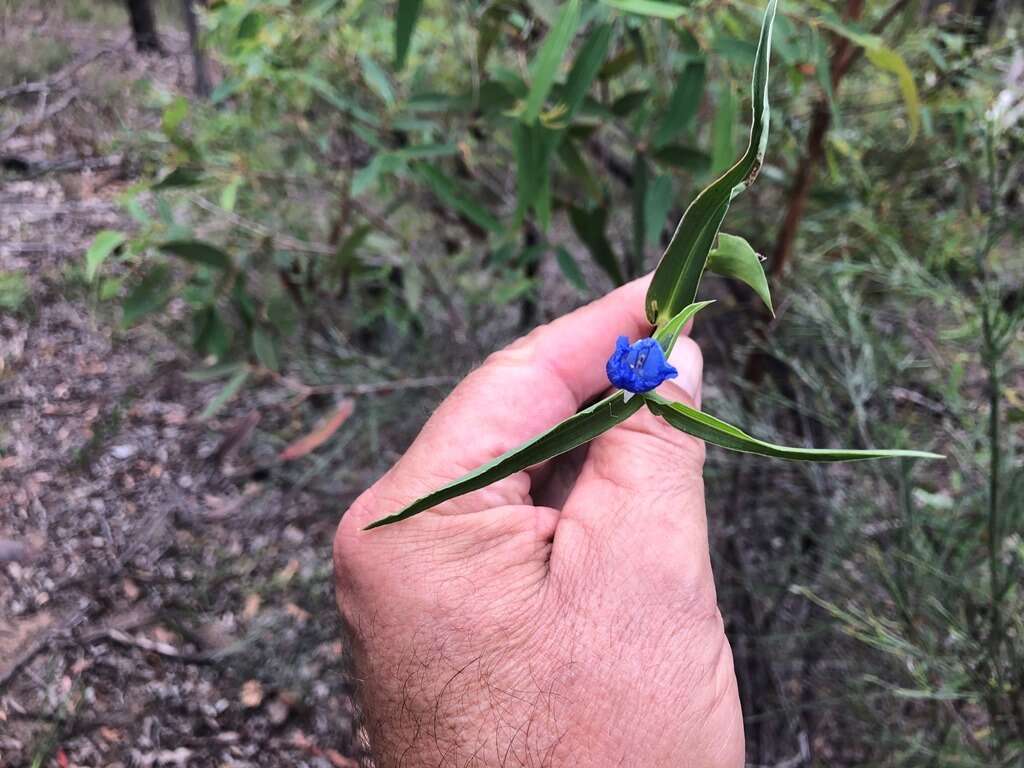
364,392 -> 643,529
395,0 -> 423,70
85,230 -> 126,282
523,0 -> 582,124
707,233 -> 773,314
645,0 -> 778,325
644,393 -> 943,462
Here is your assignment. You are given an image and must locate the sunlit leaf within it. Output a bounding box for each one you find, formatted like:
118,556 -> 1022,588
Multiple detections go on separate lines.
364,392 -> 643,528
707,232 -> 773,314
864,45 -> 920,142
644,393 -> 943,461
645,0 -> 778,325
360,54 -> 395,106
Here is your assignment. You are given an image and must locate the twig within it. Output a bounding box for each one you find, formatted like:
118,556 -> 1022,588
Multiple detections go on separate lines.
0,47 -> 118,101
188,194 -> 335,255
0,88 -> 80,144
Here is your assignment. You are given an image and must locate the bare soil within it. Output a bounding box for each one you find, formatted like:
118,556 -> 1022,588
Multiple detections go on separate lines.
2,9 -> 371,767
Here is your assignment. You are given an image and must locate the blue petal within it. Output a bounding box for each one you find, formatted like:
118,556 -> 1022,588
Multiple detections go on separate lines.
605,336 -> 678,393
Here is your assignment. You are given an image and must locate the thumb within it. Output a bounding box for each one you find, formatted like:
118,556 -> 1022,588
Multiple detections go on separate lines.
554,334 -> 711,587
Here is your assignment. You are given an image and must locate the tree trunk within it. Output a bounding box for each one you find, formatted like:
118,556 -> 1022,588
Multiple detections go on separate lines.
182,0 -> 210,97
124,0 -> 162,54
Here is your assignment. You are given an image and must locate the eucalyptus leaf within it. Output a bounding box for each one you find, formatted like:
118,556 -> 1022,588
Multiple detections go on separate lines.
159,240 -> 233,270
645,0 -> 777,325
644,393 -> 943,462
364,391 -> 643,529
707,233 -> 773,314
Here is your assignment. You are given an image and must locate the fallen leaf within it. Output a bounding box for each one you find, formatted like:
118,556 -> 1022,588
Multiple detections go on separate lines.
285,602 -> 311,623
242,593 -> 261,621
100,726 -> 122,743
279,400 -> 355,461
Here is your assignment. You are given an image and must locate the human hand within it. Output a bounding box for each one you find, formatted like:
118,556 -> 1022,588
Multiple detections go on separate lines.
333,277 -> 742,768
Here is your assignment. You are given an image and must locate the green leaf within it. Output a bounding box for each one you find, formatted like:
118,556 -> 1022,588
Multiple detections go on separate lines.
395,0 -> 423,70
652,144 -> 710,172
645,0 -> 778,325
122,264 -> 172,326
555,246 -> 588,292
415,164 -> 502,233
711,82 -> 737,175
611,88 -> 650,116
652,56 -> 705,147
604,0 -> 687,19
568,204 -> 624,285
237,11 -> 262,41
199,367 -> 250,421
360,54 -> 395,106
523,0 -> 581,124
158,240 -> 233,270
365,392 -> 644,529
153,167 -> 203,190
252,326 -> 279,372
864,45 -> 920,142
0,271 -> 28,311
652,300 -> 715,356
562,22 -> 613,120
220,176 -> 242,212
85,230 -> 126,282
644,173 -> 673,245
644,393 -> 944,462
707,233 -> 773,314
194,306 -> 231,360
161,96 -> 188,137
631,152 -> 649,277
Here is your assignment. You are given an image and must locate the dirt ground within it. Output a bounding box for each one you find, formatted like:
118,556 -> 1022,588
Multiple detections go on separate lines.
1,10 -> 376,768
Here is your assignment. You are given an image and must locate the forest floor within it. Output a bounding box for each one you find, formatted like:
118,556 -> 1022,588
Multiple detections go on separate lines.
1,8 -> 372,767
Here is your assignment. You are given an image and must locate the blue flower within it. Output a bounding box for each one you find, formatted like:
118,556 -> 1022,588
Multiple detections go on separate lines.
605,336 -> 678,393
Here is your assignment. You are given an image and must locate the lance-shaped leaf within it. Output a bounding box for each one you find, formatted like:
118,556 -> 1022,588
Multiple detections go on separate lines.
159,240 -> 233,270
523,0 -> 581,125
394,0 -> 423,70
652,300 -> 715,357
643,393 -> 943,461
645,0 -> 778,326
364,392 -> 643,529
707,233 -> 773,314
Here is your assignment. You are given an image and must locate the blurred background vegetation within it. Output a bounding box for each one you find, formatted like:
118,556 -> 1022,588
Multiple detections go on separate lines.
1,0 -> 1022,764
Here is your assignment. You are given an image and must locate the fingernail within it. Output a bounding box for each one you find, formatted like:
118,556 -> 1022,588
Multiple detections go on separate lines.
667,338 -> 703,408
